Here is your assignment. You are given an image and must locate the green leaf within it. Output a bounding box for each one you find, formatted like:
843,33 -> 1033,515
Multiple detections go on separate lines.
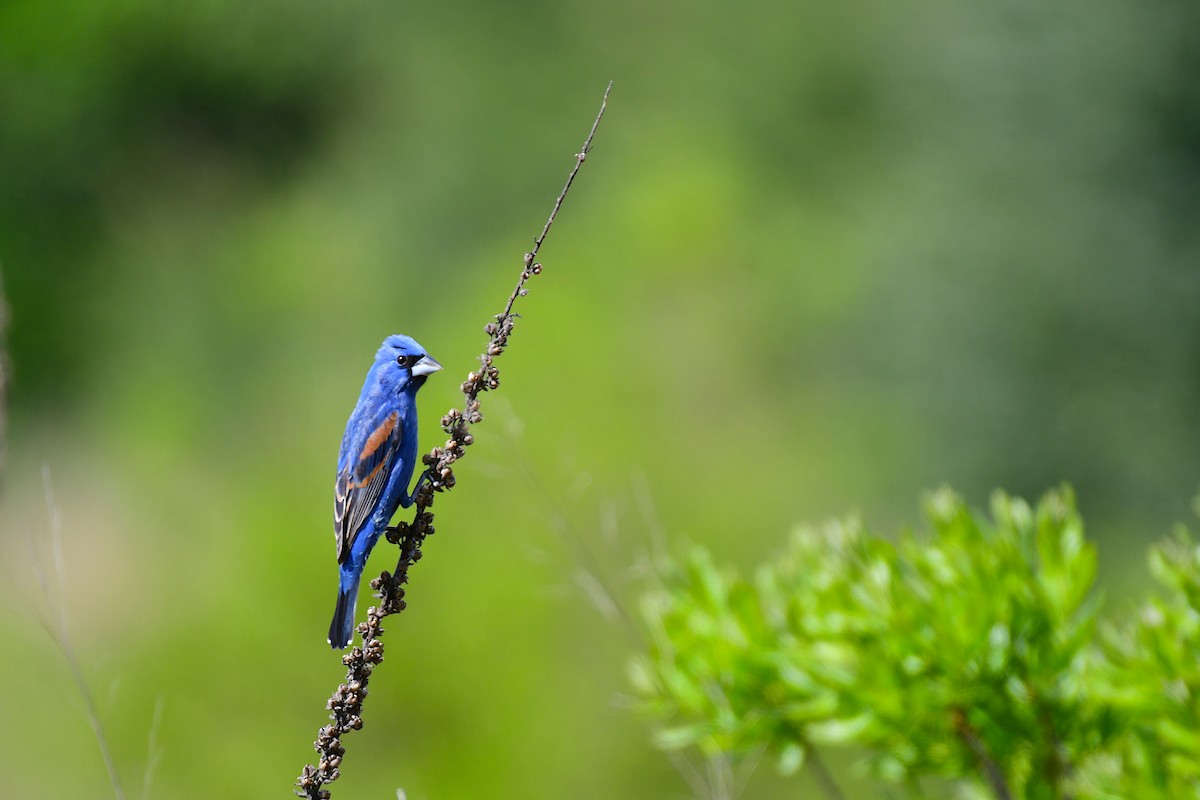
776,742 -> 806,775
806,714 -> 874,745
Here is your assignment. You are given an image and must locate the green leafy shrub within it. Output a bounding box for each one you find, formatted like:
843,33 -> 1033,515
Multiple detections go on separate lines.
631,487 -> 1200,799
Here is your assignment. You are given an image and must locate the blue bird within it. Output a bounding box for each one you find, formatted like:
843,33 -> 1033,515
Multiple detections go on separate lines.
329,334 -> 442,648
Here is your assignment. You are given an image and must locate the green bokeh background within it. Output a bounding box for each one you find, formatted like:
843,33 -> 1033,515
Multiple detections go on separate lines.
1,1 -> 1197,797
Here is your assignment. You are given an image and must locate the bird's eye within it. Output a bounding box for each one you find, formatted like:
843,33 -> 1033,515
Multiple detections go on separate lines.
396,354 -> 416,368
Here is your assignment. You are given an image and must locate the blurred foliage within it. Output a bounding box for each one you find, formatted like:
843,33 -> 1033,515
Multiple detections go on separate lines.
1087,518 -> 1200,798
633,488 -> 1200,798
1,0 -> 1199,797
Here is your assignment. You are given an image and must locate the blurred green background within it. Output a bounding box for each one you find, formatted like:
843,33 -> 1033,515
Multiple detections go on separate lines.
1,0 -> 1198,797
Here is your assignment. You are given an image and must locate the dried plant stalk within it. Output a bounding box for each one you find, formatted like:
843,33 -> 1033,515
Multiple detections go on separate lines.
297,81 -> 612,799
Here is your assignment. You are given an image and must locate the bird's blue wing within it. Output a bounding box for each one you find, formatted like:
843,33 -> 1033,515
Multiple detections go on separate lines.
334,409 -> 404,564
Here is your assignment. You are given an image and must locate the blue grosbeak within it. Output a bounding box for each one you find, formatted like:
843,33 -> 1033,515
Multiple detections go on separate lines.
329,334 -> 442,648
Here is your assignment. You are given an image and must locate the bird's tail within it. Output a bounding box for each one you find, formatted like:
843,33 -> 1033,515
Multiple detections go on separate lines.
328,576 -> 360,649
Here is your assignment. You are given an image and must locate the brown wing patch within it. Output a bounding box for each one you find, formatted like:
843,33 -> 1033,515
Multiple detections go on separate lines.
333,412 -> 404,565
360,413 -> 398,463
348,459 -> 386,490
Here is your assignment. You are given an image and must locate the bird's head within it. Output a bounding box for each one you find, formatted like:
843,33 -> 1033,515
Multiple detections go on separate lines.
374,334 -> 442,392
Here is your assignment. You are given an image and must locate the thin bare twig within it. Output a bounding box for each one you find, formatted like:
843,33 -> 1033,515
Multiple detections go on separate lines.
142,696 -> 165,800
663,741 -> 717,800
805,746 -> 847,800
707,752 -> 733,800
297,81 -> 612,799
952,708 -> 1012,800
1034,695 -> 1073,799
488,400 -> 644,644
30,467 -> 127,800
